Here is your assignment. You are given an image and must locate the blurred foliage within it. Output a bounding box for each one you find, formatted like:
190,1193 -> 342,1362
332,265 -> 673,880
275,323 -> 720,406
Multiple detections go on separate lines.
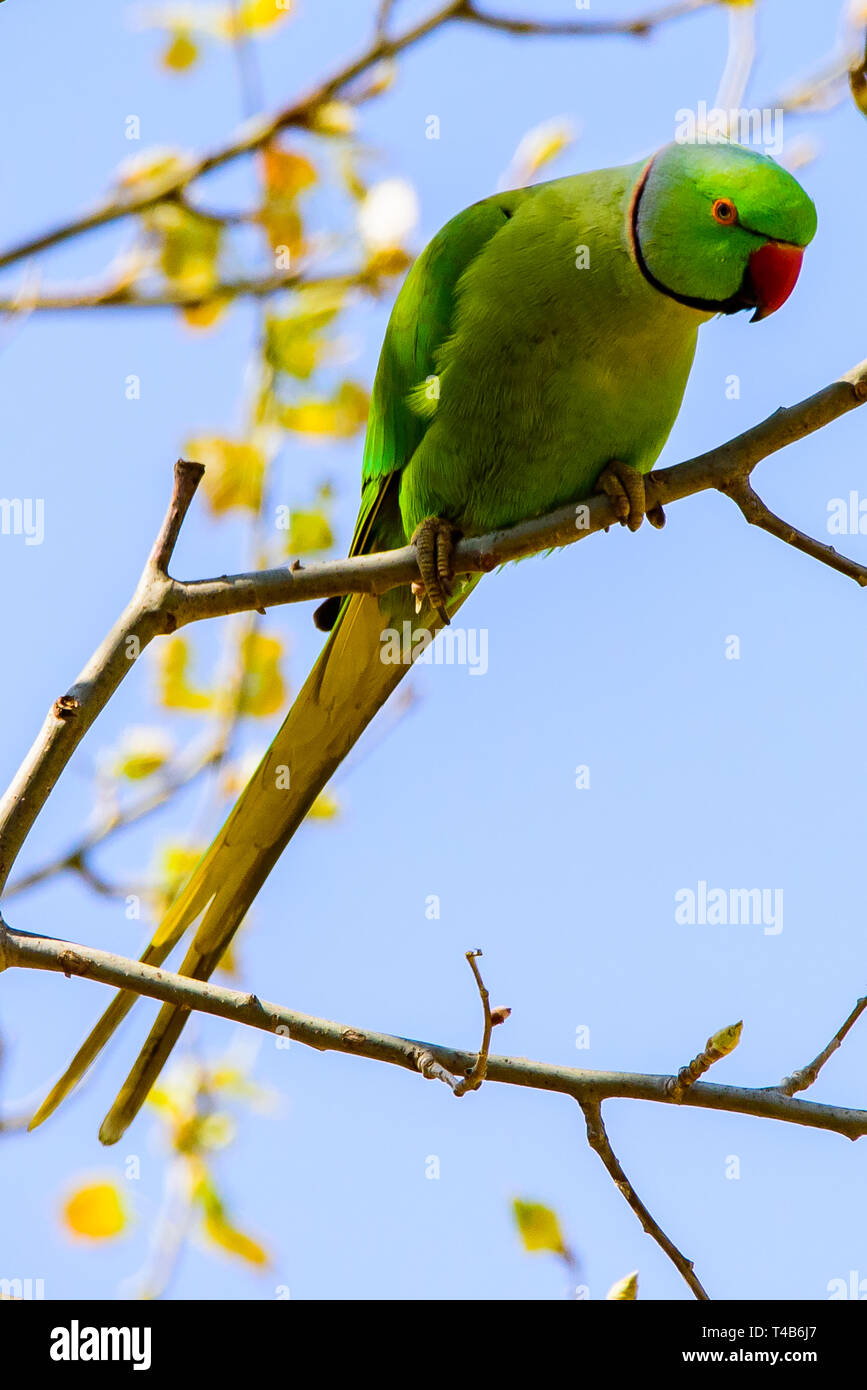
63,1180 -> 130,1241
155,635 -> 214,711
110,726 -> 175,781
148,1056 -> 274,1271
512,1199 -> 567,1257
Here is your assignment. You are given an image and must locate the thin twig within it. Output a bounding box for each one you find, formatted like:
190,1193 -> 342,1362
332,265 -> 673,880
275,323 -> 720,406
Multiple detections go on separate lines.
457,0 -> 718,39
148,460 -> 205,575
777,996 -> 867,1098
3,922 -> 867,1140
579,1100 -> 710,1300
722,476 -> 867,585
454,950 -> 494,1095
0,271 -> 368,314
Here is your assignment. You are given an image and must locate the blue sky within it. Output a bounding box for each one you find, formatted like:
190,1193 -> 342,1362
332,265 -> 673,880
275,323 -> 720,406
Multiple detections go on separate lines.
2,0 -> 867,1300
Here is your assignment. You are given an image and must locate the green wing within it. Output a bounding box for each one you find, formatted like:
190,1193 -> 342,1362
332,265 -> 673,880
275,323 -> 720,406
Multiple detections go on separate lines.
352,191 -> 523,556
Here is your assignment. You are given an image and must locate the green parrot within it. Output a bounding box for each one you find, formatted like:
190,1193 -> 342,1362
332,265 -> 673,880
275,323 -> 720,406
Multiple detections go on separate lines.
32,139 -> 816,1143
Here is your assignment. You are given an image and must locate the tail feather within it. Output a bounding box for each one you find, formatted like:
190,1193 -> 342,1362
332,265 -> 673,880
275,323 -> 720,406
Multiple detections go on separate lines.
33,579 -> 478,1141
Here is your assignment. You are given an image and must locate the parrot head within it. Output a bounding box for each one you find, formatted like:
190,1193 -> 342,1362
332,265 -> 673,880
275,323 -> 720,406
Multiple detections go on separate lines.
631,140 -> 817,322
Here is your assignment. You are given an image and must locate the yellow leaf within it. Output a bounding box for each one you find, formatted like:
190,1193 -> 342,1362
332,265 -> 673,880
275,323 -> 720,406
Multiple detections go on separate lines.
162,29 -> 198,70
309,100 -> 356,136
196,1113 -> 237,1151
264,288 -> 345,379
505,118 -> 576,185
63,1181 -> 128,1240
112,726 -> 173,781
203,1210 -> 270,1266
850,56 -> 867,120
307,789 -> 339,820
187,435 -> 266,514
607,1271 -> 639,1300
258,147 -> 316,256
238,631 -> 286,718
261,204 -> 304,261
262,147 -> 316,200
145,203 -> 221,297
285,508 -> 333,554
155,635 -> 213,710
339,148 -> 368,203
182,295 -> 228,331
116,147 -> 189,193
280,381 -> 368,438
154,843 -> 206,916
364,246 -> 413,281
512,1199 -> 566,1256
236,0 -> 291,34
195,1172 -> 270,1267
216,935 -> 239,977
359,58 -> 395,99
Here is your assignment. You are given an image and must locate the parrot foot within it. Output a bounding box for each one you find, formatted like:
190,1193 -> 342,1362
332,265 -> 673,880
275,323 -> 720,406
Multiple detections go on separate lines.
595,461 -> 666,533
410,517 -> 457,625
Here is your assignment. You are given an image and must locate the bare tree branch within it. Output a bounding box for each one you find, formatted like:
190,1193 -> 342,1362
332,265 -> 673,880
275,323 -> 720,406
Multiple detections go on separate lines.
580,1100 -> 709,1300
459,0 -> 718,38
0,271 -> 368,314
1,359 -> 866,897
777,995 -> 867,1098
0,461 -> 203,893
3,921 -> 867,1142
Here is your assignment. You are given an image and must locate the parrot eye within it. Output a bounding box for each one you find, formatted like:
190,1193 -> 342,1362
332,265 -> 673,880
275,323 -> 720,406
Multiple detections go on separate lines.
712,198 -> 738,226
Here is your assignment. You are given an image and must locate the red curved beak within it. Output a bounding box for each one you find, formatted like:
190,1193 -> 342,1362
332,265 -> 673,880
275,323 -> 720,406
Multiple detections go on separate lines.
749,241 -> 805,322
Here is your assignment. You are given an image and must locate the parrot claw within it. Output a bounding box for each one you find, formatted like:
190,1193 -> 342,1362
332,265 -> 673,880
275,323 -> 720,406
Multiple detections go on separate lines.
411,517 -> 457,625
595,460 -> 665,533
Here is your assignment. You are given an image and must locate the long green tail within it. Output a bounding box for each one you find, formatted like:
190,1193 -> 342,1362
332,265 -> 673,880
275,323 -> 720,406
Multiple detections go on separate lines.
31,580 -> 476,1143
